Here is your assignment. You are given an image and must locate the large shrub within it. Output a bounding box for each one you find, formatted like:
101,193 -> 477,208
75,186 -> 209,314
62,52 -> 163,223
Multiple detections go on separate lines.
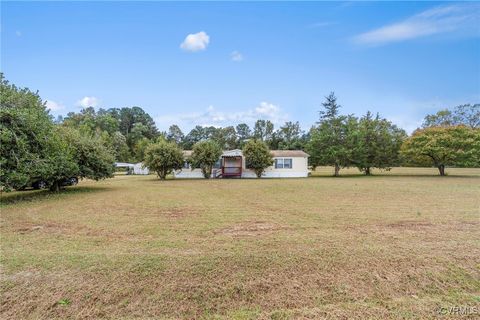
0,74 -> 116,191
243,139 -> 273,178
144,140 -> 184,180
0,74 -> 78,191
190,140 -> 222,178
61,127 -> 116,181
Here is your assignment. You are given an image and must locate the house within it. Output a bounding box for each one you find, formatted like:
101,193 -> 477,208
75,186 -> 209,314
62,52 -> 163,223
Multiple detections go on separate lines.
114,162 -> 149,175
174,149 -> 309,179
133,162 -> 149,175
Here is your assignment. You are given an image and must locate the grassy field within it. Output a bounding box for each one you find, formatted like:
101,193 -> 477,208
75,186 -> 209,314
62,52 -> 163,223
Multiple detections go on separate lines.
1,168 -> 479,319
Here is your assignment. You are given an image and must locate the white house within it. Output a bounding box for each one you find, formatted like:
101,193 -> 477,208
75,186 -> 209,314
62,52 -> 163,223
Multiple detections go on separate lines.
133,162 -> 149,175
114,162 -> 149,175
174,149 -> 309,179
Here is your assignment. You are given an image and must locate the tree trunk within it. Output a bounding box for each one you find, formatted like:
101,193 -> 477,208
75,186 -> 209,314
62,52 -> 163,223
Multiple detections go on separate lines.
157,170 -> 166,180
49,181 -> 60,192
202,166 -> 212,179
334,163 -> 340,177
438,164 -> 446,176
365,167 -> 371,175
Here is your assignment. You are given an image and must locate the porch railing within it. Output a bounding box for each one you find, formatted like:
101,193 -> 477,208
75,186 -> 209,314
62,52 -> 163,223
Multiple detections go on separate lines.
212,168 -> 222,178
222,166 -> 242,177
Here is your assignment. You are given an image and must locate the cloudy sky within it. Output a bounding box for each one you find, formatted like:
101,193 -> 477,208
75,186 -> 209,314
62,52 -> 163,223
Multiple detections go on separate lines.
2,1 -> 479,133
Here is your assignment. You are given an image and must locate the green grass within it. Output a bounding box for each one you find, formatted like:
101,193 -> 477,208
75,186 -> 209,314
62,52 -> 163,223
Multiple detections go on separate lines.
1,167 -> 479,319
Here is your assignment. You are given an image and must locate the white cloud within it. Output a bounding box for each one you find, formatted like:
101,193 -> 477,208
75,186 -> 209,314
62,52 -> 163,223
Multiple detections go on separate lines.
255,102 -> 280,118
230,51 -> 243,62
15,30 -> 22,37
76,96 -> 99,108
180,31 -> 210,52
155,102 -> 288,131
353,4 -> 480,45
45,100 -> 64,111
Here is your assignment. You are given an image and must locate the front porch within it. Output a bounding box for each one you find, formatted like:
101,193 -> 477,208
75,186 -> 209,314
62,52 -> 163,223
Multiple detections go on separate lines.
220,155 -> 242,178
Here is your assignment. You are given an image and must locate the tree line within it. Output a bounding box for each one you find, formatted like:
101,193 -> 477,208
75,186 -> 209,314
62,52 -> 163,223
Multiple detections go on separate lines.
1,74 -> 479,192
58,107 -> 308,162
307,93 -> 479,176
55,91 -> 479,178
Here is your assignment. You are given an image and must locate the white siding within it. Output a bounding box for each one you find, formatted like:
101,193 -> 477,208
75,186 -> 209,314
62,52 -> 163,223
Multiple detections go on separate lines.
133,163 -> 149,175
242,156 -> 308,178
175,168 -> 204,179
173,151 -> 309,179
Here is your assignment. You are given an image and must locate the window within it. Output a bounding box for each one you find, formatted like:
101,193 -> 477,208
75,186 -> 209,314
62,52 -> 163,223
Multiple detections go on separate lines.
275,158 -> 292,169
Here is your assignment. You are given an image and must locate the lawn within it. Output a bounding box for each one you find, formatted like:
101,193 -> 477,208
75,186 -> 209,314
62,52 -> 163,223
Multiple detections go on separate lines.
1,168 -> 479,319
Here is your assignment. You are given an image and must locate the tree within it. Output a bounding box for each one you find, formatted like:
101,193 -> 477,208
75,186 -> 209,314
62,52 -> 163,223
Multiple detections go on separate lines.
423,104 -> 480,129
242,139 -> 274,178
62,106 -> 158,161
190,140 -> 222,178
236,123 -> 251,147
143,140 -> 184,180
455,104 -> 480,128
0,74 -> 78,191
114,106 -> 158,138
110,131 -> 130,162
223,126 -> 239,149
401,126 -> 480,176
212,126 -> 238,149
96,113 -> 119,135
253,120 -> 274,142
423,109 -> 455,128
133,137 -> 151,162
277,121 -> 304,150
183,125 -> 206,149
319,92 -> 341,120
61,127 -> 116,185
307,93 -> 356,176
167,125 -> 184,145
1,74 -> 115,192
127,122 -> 150,150
354,112 -> 406,175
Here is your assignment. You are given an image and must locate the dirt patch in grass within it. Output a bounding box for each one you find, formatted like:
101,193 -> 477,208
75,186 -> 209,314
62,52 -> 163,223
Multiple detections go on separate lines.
378,220 -> 479,232
13,221 -> 128,239
217,221 -> 286,237
384,220 -> 434,230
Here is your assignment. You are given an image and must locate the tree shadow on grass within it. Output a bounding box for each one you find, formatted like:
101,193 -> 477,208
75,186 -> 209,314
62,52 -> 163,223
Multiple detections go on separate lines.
0,185 -> 112,206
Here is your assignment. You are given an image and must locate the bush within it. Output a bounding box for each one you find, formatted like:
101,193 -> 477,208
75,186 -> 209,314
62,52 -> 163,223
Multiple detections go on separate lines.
144,140 -> 184,180
190,140 -> 222,178
243,139 -> 273,178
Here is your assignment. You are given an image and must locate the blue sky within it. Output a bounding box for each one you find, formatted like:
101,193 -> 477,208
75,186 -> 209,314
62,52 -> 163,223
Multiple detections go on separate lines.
2,1 -> 479,133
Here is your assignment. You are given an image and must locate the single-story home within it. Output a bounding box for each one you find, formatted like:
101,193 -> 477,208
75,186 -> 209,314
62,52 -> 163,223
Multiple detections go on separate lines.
132,162 -> 149,175
114,162 -> 150,175
175,149 -> 309,179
